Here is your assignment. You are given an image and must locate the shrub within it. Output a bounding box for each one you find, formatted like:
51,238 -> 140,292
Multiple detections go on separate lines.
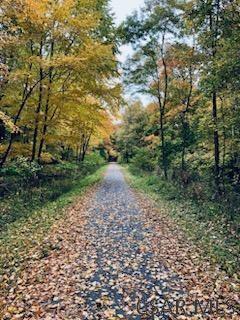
0,153 -> 106,230
1,157 -> 42,182
81,153 -> 106,174
130,148 -> 156,172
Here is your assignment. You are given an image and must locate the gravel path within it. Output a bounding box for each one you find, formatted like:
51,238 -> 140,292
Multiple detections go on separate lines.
74,163 -> 184,318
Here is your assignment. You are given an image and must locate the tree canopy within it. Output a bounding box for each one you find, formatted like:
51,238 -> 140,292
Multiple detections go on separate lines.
0,0 -> 121,165
116,0 -> 240,198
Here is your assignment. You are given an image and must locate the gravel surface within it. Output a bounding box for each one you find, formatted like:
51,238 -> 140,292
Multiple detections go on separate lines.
75,163 -> 184,319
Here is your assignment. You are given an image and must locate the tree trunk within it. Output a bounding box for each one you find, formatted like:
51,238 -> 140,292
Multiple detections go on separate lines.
38,41 -> 54,163
159,33 -> 168,179
210,1 -> 221,194
31,40 -> 44,162
37,109 -> 48,163
157,77 -> 168,179
220,97 -> 226,193
37,89 -> 58,163
213,91 -> 221,192
159,107 -> 167,179
81,133 -> 92,162
78,134 -> 85,162
181,63 -> 193,171
181,123 -> 186,171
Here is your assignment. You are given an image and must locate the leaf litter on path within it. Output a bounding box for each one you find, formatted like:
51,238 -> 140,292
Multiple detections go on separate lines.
0,164 -> 239,319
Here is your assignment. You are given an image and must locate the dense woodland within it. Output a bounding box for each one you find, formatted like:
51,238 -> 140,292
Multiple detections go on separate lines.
0,1 -> 239,248
0,0 -> 122,231
0,0 -> 120,167
114,0 -> 240,214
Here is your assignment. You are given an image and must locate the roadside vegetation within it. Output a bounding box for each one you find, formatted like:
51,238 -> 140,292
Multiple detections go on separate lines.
0,154 -> 106,232
0,162 -> 106,276
113,0 -> 240,277
124,166 -> 239,276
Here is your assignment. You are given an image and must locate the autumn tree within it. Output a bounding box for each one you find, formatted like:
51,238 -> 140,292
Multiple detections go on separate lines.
117,0 -> 240,199
121,0 -> 179,178
0,0 -> 120,165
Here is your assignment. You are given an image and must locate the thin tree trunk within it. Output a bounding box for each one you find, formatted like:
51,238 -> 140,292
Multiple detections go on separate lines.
159,105 -> 167,179
81,133 -> 92,162
76,146 -> 79,162
181,123 -> 186,171
37,100 -> 49,162
31,40 -> 44,162
157,95 -> 167,179
150,40 -> 168,179
38,41 -> 54,163
210,2 -> 221,194
159,32 -> 168,179
78,134 -> 85,162
220,97 -> 226,193
181,63 -> 193,171
213,91 -> 221,191
37,88 -> 58,162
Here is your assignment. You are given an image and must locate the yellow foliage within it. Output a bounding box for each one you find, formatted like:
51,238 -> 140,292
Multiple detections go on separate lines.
0,112 -> 19,133
0,0 -> 121,162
